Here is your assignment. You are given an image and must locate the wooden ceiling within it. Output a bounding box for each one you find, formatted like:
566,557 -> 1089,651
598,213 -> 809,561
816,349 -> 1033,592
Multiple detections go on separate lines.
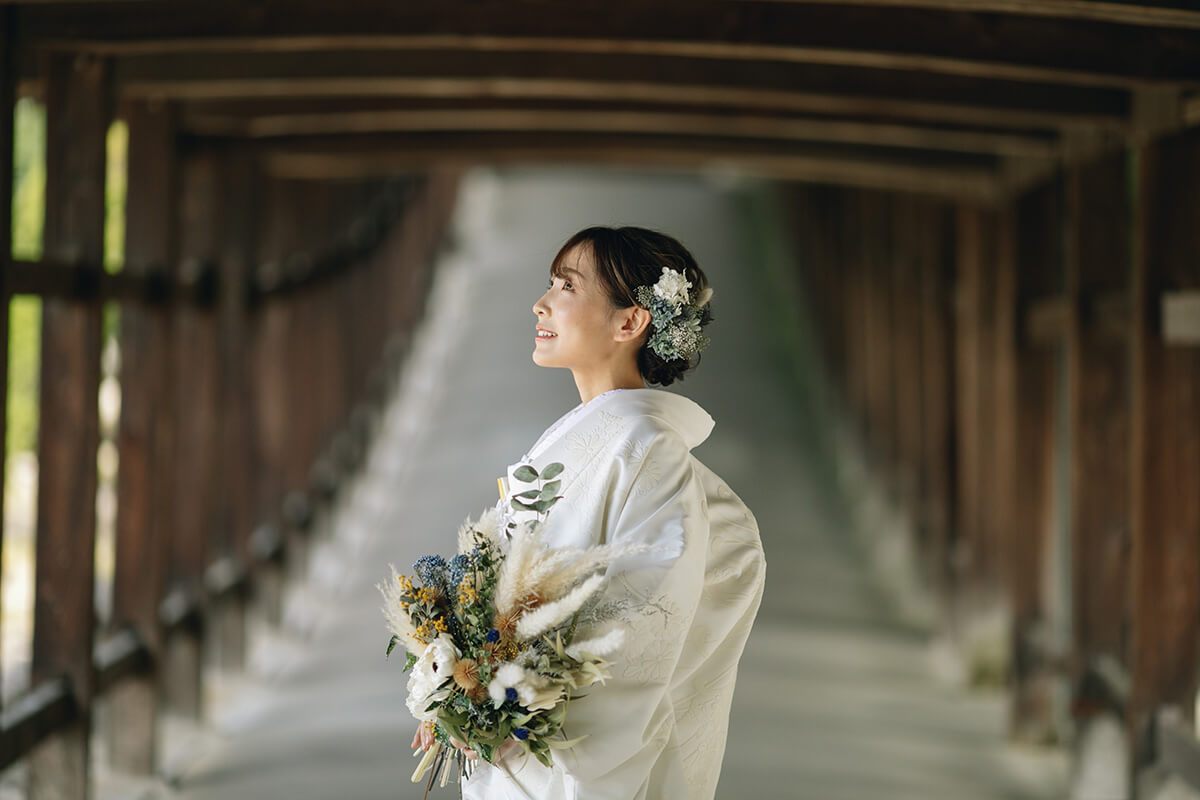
7,0 -> 1200,199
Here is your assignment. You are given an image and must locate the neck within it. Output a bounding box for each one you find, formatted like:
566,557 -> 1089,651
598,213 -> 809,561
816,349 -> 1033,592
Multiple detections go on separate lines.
572,365 -> 646,405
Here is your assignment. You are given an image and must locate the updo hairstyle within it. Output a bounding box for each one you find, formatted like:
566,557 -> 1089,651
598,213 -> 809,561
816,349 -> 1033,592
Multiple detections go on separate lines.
550,226 -> 712,387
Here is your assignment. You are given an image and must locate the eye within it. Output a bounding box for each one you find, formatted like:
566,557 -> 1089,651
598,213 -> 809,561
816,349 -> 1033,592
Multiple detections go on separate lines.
562,280 -> 573,290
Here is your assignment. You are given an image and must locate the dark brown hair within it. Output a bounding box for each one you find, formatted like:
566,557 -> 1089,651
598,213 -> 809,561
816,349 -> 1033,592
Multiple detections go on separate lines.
550,226 -> 712,387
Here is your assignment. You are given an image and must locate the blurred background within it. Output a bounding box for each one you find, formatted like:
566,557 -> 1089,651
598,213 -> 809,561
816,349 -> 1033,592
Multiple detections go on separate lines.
1,2 -> 1199,798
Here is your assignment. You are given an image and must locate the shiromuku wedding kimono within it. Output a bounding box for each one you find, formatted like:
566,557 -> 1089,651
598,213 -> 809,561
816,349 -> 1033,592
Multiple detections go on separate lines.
462,387 -> 766,800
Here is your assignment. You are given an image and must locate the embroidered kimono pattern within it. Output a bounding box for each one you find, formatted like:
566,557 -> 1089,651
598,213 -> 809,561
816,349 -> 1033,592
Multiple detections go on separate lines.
463,388 -> 766,800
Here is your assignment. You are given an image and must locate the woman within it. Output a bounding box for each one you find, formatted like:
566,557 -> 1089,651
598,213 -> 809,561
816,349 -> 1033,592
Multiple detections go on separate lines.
414,226 -> 765,799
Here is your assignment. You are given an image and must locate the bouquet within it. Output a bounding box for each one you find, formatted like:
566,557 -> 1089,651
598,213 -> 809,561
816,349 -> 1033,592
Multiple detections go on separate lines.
378,462 -> 651,794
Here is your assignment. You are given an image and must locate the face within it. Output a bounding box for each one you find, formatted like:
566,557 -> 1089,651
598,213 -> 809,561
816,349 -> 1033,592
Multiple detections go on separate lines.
532,244 -> 629,371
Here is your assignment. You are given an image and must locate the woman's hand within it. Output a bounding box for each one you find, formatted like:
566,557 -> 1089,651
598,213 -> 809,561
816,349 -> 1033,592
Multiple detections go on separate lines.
449,736 -> 521,764
411,720 -> 436,752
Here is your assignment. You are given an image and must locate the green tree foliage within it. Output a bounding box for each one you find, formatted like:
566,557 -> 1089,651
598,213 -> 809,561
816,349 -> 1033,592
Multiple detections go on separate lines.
6,100 -> 127,456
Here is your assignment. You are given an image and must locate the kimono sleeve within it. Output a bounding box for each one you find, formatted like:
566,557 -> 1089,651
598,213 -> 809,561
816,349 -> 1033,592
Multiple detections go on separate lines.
555,427 -> 707,799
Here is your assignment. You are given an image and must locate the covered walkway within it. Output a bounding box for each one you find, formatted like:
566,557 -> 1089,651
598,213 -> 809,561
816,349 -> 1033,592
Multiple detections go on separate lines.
136,170 -> 1067,800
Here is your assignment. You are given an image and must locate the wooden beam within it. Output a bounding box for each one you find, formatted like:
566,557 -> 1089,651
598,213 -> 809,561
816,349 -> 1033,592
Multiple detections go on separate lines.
106,48 -> 1132,126
29,50 -> 112,800
184,107 -> 1062,159
261,141 -> 1004,201
17,1 -> 1200,85
732,0 -> 1200,29
121,75 -> 1128,134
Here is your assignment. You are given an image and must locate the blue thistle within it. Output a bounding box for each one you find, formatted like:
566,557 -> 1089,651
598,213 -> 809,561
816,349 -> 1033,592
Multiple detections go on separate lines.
513,728 -> 529,740
447,554 -> 470,587
413,555 -> 448,587
486,629 -> 500,643
505,688 -> 518,703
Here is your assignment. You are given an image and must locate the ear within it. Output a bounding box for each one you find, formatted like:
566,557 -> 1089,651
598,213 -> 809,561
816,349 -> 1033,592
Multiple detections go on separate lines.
613,304 -> 652,343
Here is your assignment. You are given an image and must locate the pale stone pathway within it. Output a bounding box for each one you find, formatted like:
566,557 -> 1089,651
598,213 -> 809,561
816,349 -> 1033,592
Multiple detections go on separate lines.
108,168 -> 1066,799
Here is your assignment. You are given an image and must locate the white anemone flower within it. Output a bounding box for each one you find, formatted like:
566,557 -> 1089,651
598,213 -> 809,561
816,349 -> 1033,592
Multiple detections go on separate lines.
652,267 -> 692,306
406,635 -> 457,721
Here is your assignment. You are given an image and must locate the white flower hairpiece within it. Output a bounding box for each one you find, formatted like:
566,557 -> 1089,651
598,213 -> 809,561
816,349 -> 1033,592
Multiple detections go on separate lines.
635,267 -> 713,362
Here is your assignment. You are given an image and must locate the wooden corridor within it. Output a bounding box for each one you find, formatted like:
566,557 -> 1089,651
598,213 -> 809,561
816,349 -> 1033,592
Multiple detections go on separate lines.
3,2 -> 1200,798
122,169 -> 1065,800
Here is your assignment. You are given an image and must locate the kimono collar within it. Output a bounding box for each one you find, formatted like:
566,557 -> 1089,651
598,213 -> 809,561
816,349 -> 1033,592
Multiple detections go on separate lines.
608,388 -> 715,450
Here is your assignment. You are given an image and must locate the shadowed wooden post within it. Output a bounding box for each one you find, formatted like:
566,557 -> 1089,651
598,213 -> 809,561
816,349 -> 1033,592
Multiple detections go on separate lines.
989,206 -> 1018,598
891,194 -> 924,511
953,205 -> 985,595
861,191 -> 897,481
164,152 -> 222,720
1065,152 -> 1132,695
28,51 -> 111,800
108,97 -> 179,774
917,199 -> 955,596
1009,179 -> 1066,744
841,190 -> 868,430
1129,127 -> 1200,737
211,146 -> 259,671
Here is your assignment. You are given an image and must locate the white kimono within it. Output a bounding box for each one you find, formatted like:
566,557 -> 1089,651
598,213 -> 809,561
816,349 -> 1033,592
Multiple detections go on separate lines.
463,388 -> 766,800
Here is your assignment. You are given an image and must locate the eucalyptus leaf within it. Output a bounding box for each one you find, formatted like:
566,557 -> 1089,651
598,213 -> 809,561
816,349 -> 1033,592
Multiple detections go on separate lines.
541,462 -> 565,480
539,481 -> 561,500
386,635 -> 398,658
513,465 -> 539,482
511,499 -> 537,511
532,499 -> 554,513
545,733 -> 589,750
513,489 -> 542,500
404,651 -> 419,672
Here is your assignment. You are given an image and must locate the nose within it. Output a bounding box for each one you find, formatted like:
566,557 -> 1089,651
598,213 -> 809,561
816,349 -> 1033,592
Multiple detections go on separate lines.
533,288 -> 549,317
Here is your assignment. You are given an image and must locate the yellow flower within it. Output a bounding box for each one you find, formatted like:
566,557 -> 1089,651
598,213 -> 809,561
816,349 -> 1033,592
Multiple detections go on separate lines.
416,586 -> 443,604
432,617 -> 448,633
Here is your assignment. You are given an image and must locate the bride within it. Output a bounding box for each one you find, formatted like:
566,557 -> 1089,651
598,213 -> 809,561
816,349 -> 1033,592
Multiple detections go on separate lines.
413,225 -> 766,800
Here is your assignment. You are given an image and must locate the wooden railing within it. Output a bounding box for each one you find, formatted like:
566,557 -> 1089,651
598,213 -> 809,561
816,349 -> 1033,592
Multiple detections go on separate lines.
0,59 -> 460,795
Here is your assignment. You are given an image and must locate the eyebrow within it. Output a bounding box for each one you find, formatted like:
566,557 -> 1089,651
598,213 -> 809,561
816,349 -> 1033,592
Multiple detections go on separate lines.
555,267 -> 585,282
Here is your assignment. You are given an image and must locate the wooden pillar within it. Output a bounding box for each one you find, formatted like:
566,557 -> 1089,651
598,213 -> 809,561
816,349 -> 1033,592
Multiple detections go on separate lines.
1129,127 -> 1200,735
842,189 -> 869,430
861,191 -> 897,478
164,152 -> 222,720
29,51 -> 112,799
953,205 -> 986,590
108,98 -> 179,774
891,195 -> 924,510
914,200 -> 955,594
210,146 -> 259,671
1065,152 -> 1132,689
1009,178 -> 1066,744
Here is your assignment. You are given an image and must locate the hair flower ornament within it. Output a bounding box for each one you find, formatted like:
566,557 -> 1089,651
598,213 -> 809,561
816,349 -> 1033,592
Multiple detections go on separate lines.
635,267 -> 714,362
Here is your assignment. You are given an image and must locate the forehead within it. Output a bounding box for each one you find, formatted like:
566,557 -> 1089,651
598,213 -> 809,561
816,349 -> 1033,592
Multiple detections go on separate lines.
551,242 -> 594,279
